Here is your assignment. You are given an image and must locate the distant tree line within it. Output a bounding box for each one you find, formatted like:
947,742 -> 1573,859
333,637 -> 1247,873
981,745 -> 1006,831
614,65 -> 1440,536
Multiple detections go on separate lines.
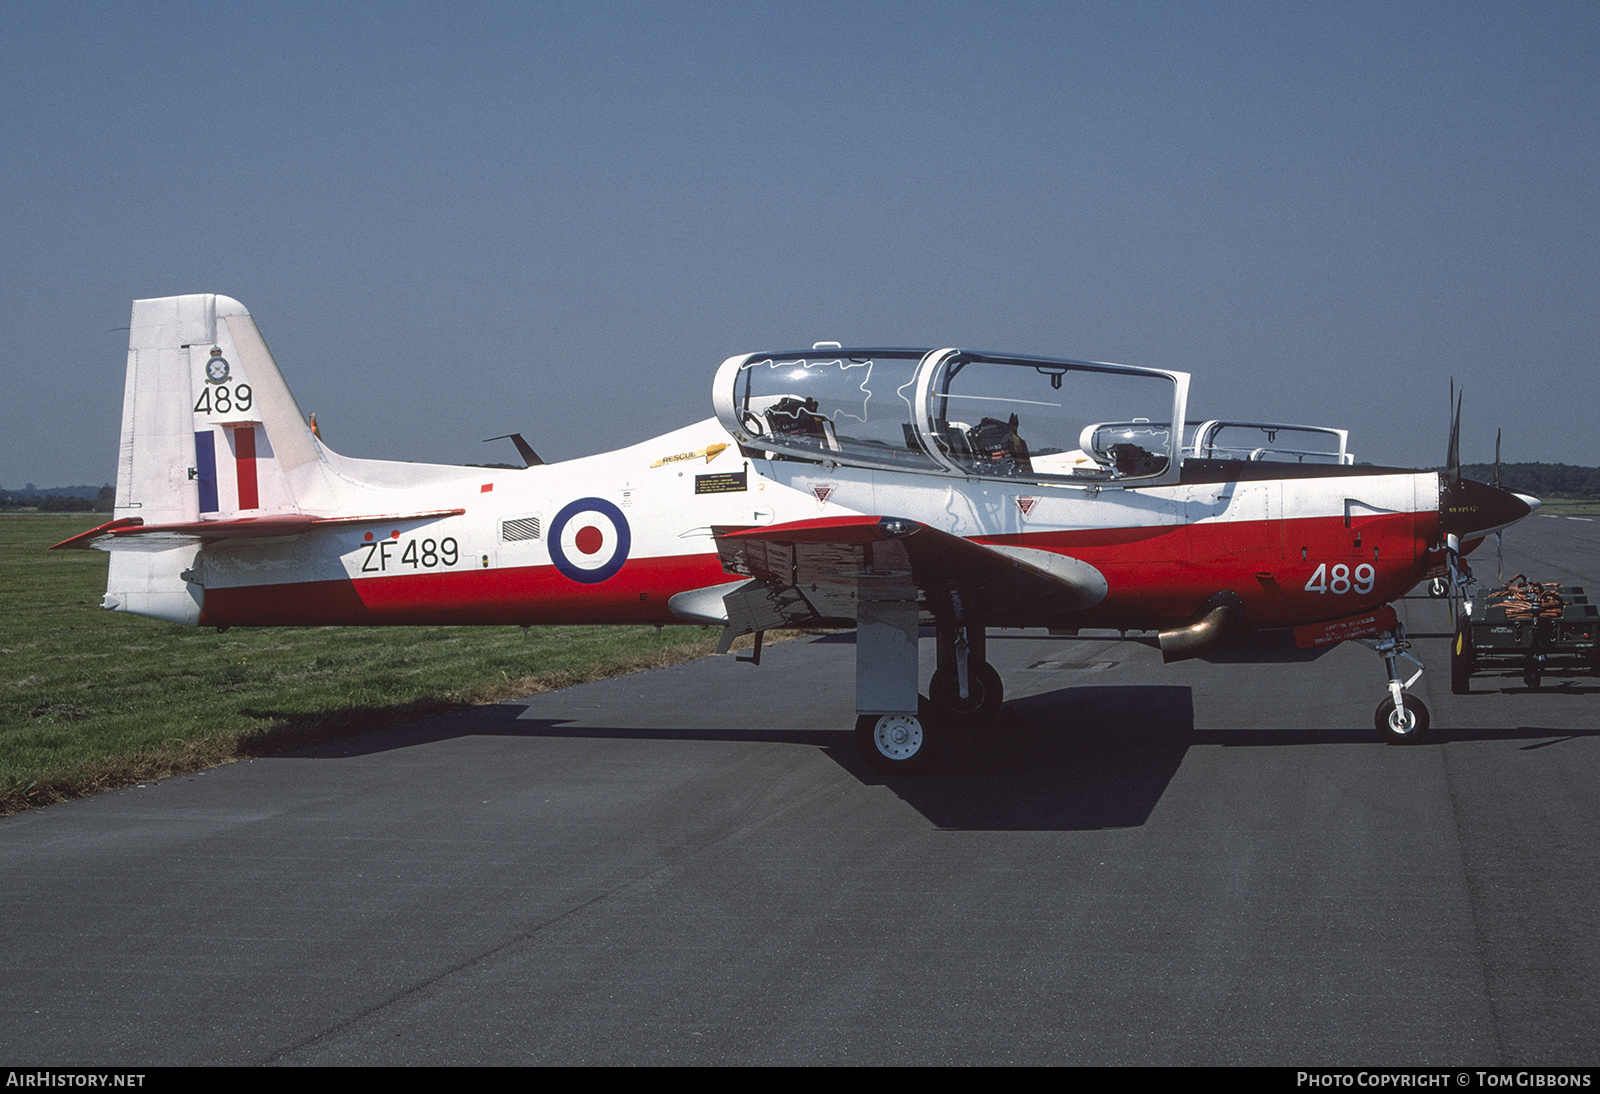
0,485 -> 115,512
1455,463 -> 1600,498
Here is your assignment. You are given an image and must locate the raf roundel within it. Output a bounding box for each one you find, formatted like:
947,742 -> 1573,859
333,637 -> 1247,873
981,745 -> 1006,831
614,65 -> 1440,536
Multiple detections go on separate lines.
547,498 -> 631,584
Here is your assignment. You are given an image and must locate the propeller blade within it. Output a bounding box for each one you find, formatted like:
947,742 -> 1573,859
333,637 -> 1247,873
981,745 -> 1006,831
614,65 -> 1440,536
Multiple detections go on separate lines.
1442,529 -> 1464,625
1493,428 -> 1505,578
1446,380 -> 1462,486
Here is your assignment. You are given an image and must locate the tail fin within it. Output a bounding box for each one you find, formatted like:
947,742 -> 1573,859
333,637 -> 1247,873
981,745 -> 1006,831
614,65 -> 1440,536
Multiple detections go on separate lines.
69,294 -> 477,623
118,294 -> 325,524
95,294 -> 331,623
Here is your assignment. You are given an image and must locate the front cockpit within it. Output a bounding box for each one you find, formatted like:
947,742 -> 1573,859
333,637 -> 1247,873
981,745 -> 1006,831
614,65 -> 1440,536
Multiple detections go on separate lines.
713,348 -> 1193,487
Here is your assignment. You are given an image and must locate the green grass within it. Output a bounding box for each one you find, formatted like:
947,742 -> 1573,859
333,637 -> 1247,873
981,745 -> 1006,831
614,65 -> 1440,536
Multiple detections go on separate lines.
1,515 -> 734,815
1541,498 -> 1600,517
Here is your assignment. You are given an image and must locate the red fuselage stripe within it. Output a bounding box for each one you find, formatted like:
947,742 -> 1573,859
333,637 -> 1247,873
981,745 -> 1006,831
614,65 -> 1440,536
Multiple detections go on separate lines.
200,553 -> 732,627
198,510 -> 1439,630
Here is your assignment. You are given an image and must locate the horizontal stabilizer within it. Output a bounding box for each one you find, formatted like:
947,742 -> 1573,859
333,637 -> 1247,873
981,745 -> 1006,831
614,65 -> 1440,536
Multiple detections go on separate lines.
51,509 -> 467,550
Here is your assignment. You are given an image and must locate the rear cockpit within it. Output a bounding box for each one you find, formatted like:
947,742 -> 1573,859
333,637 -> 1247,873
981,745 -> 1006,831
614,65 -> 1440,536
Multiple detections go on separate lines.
1186,421 -> 1352,465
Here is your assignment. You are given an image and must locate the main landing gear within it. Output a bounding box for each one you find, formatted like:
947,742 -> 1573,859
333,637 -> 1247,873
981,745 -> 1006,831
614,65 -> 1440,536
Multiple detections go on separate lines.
855,698 -> 943,776
928,625 -> 1004,729
853,617 -> 1005,776
1357,623 -> 1430,744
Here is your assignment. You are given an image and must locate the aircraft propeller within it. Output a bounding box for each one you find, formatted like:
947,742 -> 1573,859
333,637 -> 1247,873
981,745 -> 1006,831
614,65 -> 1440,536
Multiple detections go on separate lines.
1495,427 -> 1505,580
1443,382 -> 1465,616
1435,383 -> 1538,621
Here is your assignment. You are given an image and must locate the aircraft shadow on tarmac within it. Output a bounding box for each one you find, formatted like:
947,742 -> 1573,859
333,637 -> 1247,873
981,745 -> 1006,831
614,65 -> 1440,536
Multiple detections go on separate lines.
238,682 -> 1566,833
264,675 -> 1600,831
267,684 -> 1196,830
890,685 -> 1197,829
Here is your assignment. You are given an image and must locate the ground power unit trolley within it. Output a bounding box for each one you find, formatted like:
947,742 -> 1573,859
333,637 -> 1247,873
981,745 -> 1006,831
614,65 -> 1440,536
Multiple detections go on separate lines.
1453,575 -> 1600,691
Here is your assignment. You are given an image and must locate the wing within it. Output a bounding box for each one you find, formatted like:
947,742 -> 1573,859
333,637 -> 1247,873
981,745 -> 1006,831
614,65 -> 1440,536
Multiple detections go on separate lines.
707,515 -> 1107,635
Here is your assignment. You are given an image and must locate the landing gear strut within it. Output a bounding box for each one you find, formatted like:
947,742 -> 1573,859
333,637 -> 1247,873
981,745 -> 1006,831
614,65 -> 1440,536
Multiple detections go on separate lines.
928,624 -> 1003,729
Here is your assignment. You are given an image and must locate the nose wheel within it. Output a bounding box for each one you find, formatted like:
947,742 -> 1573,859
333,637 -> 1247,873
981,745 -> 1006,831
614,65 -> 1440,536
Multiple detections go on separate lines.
1375,693 -> 1430,743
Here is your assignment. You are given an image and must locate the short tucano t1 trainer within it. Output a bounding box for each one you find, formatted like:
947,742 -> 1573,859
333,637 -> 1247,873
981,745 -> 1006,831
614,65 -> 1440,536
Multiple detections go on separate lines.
56,295 -> 1538,773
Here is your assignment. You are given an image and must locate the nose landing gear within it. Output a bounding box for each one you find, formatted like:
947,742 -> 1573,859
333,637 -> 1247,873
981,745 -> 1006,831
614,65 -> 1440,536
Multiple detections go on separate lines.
1357,624 -> 1430,744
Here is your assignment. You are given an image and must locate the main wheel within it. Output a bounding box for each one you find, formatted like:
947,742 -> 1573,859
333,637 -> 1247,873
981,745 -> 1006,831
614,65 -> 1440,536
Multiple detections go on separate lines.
1375,694 -> 1430,744
856,702 -> 943,776
927,660 -> 1004,729
1451,614 -> 1475,695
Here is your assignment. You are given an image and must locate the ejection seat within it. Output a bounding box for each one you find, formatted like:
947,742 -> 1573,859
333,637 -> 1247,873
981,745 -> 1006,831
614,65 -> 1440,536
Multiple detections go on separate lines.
965,414 -> 1032,475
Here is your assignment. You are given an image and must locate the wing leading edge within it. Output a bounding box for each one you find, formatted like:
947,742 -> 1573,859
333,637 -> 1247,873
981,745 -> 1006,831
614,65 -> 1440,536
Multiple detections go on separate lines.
708,515 -> 1108,635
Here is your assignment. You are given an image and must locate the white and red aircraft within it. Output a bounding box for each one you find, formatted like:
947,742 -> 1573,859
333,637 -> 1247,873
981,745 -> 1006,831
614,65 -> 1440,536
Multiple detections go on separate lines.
56,294 -> 1538,773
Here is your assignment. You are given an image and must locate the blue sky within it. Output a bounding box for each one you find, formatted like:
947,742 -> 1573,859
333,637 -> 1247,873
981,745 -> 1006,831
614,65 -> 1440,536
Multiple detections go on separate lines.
3,0 -> 1595,487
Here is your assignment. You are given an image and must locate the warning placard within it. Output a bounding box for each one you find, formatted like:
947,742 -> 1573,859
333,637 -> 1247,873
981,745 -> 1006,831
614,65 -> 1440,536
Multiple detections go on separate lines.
1294,606 -> 1399,648
695,472 -> 748,495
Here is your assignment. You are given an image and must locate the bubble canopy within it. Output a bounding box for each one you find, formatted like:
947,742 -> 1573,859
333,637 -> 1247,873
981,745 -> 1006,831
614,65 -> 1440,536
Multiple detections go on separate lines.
712,348 -> 1191,487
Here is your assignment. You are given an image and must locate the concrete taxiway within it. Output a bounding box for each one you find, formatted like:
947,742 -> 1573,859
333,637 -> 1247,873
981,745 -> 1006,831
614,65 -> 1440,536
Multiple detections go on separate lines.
2,515 -> 1597,1065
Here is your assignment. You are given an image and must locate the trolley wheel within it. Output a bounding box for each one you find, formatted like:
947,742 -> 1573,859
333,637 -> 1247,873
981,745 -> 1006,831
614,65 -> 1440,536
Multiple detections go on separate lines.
1451,614 -> 1475,695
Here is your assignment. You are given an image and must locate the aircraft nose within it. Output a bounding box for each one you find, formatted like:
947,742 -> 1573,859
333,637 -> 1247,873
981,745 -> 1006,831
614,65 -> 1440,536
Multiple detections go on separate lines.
1440,475 -> 1539,538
